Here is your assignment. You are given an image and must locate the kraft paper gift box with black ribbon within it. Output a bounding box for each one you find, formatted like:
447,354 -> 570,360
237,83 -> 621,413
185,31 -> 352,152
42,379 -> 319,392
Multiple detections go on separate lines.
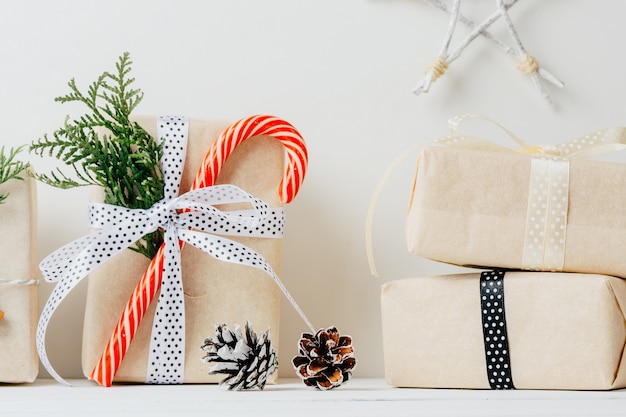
371,116 -> 626,390
406,118 -> 626,277
37,115 -> 307,386
0,175 -> 38,383
381,271 -> 626,390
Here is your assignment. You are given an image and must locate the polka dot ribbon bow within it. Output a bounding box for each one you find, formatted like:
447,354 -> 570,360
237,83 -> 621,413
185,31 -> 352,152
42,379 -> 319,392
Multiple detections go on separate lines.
35,116 -> 294,385
437,114 -> 626,271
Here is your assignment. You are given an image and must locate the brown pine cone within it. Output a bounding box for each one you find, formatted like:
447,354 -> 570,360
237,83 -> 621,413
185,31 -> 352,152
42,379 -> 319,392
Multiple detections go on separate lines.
292,326 -> 356,390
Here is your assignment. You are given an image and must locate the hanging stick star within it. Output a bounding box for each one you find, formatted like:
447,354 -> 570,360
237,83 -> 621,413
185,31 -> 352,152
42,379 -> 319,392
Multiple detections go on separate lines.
413,0 -> 518,95
414,0 -> 563,105
424,0 -> 564,89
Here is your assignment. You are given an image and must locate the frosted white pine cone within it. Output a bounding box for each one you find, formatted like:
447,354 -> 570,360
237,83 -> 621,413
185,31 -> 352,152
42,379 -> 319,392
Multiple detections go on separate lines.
201,321 -> 277,390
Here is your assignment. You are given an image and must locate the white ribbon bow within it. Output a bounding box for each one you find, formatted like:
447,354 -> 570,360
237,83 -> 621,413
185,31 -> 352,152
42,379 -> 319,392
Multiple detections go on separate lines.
36,116 -> 287,385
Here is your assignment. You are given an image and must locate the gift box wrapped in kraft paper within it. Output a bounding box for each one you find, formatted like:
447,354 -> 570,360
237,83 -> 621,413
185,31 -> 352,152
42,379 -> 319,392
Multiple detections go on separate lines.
381,271 -> 626,390
32,113 -> 307,387
0,174 -> 38,383
76,115 -> 307,386
406,121 -> 626,277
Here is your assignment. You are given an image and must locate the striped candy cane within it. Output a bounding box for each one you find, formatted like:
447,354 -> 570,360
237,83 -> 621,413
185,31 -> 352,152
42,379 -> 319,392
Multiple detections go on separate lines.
90,115 -> 308,386
193,114 -> 307,202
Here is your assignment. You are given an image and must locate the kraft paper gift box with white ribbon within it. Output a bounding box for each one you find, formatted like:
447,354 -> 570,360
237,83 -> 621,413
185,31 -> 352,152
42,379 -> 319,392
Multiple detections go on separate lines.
0,175 -> 38,383
406,127 -> 626,277
381,271 -> 626,390
78,115 -> 290,384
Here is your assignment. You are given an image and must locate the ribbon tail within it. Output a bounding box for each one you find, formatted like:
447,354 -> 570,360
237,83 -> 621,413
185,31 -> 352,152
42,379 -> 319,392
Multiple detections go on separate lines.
40,251 -> 105,386
179,229 -> 316,334
366,142 -> 425,278
145,225 -> 186,384
39,232 -> 102,283
37,280 -> 77,386
38,223 -> 153,385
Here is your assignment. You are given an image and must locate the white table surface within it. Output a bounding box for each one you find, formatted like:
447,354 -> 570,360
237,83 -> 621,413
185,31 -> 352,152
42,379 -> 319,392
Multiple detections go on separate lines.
2,378 -> 625,417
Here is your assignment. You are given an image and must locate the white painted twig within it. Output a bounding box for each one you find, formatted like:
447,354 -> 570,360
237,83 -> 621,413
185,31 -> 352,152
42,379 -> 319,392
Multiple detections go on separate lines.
496,0 -> 563,105
445,0 -> 518,64
414,0 -> 461,94
413,0 -> 518,95
423,0 -> 514,54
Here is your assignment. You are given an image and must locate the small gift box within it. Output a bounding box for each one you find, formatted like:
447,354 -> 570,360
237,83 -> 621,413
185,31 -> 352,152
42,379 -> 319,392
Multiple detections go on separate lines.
36,56 -> 354,390
406,119 -> 626,277
79,115 -> 301,384
0,175 -> 38,383
37,113 -> 309,387
381,271 -> 626,390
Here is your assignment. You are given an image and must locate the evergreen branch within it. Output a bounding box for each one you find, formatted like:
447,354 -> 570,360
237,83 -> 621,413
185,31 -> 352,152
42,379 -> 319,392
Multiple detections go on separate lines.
29,52 -> 164,258
0,145 -> 29,204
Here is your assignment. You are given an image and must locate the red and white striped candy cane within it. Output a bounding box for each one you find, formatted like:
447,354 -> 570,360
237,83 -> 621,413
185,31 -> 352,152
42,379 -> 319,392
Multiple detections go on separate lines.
90,115 -> 308,386
193,114 -> 307,203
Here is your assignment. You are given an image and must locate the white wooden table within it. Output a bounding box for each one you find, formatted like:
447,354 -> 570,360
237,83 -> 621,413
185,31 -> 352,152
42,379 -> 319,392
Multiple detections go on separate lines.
2,378 -> 625,417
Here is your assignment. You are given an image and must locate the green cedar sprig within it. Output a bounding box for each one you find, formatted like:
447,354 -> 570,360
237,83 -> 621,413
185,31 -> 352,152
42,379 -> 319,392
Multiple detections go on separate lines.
29,52 -> 164,259
0,145 -> 29,204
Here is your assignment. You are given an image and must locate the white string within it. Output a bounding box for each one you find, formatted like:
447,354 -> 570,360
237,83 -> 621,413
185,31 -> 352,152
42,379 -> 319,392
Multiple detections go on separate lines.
0,279 -> 38,285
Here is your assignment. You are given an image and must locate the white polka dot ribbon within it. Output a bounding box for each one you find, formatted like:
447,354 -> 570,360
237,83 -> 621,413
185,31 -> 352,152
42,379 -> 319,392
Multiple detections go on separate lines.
521,156 -> 568,271
36,116 -> 287,385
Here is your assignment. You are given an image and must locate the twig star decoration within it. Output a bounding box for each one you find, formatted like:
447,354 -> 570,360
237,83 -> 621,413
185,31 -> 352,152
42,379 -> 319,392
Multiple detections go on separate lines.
414,0 -> 564,106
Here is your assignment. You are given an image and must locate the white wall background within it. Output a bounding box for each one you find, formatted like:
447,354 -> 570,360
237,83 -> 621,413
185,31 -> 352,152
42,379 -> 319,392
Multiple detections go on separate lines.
1,0 -> 625,380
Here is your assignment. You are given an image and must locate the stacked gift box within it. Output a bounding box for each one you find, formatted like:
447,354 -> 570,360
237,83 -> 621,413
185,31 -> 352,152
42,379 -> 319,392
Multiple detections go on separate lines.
381,118 -> 626,390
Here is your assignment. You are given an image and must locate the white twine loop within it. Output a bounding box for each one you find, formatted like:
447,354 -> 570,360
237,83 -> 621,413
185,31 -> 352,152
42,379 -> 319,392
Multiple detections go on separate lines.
0,279 -> 38,285
36,116 -> 312,386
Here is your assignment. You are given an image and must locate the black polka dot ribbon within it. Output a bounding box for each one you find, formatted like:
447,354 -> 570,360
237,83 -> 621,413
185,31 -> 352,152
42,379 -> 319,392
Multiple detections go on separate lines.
35,116 -> 290,385
480,270 -> 515,390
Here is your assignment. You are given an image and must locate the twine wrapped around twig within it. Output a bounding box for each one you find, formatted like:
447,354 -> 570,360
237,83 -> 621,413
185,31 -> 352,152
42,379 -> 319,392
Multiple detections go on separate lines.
516,53 -> 539,75
425,57 -> 448,81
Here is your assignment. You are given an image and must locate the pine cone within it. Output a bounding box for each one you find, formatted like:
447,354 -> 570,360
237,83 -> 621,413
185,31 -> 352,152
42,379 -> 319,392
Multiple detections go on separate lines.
292,326 -> 356,390
201,322 -> 277,390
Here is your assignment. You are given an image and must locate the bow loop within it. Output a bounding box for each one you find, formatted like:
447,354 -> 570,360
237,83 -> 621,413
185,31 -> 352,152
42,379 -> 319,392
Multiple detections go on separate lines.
445,114 -> 626,159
